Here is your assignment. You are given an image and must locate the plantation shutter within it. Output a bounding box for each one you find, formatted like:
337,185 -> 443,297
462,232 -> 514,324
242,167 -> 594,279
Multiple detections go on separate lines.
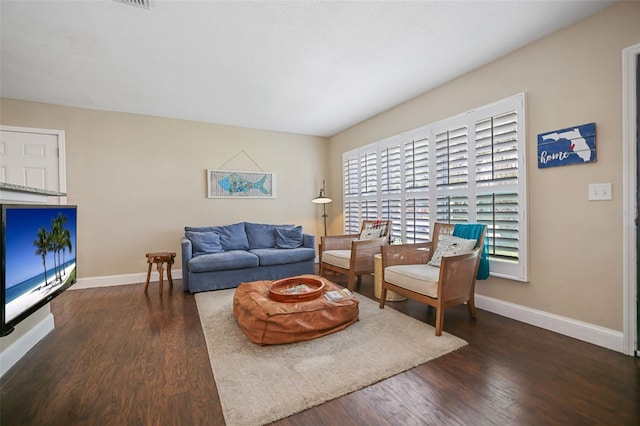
360,200 -> 378,222
475,111 -> 518,185
343,157 -> 359,234
381,199 -> 402,240
476,192 -> 519,258
360,151 -> 377,196
405,137 -> 429,192
381,145 -> 402,194
436,195 -> 469,224
435,126 -> 468,190
403,136 -> 429,242
381,144 -> 402,239
358,149 -> 379,228
434,123 -> 469,225
474,110 -> 520,261
405,197 -> 430,243
343,201 -> 360,235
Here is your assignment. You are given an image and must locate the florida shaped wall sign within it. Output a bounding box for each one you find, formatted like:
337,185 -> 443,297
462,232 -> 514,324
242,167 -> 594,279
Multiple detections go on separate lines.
537,122 -> 596,169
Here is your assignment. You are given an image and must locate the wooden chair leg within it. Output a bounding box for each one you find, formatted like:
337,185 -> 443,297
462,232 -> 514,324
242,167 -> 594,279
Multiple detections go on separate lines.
435,307 -> 444,336
144,262 -> 152,293
347,272 -> 357,291
167,260 -> 174,288
379,287 -> 387,309
157,262 -> 164,296
467,297 -> 477,319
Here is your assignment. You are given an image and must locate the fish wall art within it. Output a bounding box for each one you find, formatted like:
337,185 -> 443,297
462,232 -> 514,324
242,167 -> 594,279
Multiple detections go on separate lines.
207,169 -> 276,198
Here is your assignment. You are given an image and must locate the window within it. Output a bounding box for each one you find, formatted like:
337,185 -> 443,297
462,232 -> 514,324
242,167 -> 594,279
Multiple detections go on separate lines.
342,94 -> 527,281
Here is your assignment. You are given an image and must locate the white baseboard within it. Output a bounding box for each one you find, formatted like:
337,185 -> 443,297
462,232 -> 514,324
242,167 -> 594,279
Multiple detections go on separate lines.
0,312 -> 55,378
72,269 -> 183,290
476,294 -> 624,353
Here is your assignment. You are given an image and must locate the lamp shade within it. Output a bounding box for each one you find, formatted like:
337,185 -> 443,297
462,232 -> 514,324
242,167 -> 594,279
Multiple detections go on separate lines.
311,180 -> 332,204
312,194 -> 332,204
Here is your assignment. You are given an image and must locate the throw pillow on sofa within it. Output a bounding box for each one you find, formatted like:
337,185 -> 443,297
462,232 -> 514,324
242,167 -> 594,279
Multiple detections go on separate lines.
185,231 -> 223,256
212,222 -> 250,251
274,225 -> 303,249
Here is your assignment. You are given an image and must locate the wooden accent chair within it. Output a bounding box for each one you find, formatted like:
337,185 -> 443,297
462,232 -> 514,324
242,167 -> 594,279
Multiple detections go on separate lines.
379,223 -> 487,336
319,220 -> 392,291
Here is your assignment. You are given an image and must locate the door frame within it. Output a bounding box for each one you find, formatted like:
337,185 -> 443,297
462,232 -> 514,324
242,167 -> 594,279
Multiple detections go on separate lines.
622,43 -> 640,356
0,125 -> 67,203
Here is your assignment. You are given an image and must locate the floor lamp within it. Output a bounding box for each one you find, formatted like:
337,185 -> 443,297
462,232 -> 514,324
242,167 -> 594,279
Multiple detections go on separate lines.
312,180 -> 332,236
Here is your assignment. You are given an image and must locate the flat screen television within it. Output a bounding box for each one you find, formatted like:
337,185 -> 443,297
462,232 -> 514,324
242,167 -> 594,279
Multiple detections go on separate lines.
1,204 -> 77,337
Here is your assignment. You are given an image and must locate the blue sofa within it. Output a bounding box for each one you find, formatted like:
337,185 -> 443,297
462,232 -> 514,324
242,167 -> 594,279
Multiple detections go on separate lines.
181,222 -> 316,293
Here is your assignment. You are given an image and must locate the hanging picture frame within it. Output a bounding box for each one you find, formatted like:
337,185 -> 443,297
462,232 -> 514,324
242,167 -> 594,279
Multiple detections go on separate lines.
207,169 -> 276,199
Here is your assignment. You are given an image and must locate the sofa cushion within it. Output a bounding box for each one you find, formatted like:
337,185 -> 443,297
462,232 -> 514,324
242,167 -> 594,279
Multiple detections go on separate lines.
212,222 -> 250,251
384,264 -> 440,298
250,248 -> 316,266
245,223 -> 293,249
188,250 -> 259,272
274,225 -> 303,249
185,230 -> 223,256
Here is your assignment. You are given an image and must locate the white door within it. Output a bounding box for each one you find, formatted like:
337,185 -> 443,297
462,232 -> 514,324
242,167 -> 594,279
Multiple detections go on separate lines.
0,126 -> 66,198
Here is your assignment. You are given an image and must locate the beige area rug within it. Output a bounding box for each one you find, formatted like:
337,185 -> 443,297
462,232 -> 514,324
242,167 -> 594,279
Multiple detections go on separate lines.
195,289 -> 467,426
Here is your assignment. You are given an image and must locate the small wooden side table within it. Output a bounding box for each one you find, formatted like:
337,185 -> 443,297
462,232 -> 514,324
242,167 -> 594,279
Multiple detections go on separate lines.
144,252 -> 176,295
374,253 -> 407,302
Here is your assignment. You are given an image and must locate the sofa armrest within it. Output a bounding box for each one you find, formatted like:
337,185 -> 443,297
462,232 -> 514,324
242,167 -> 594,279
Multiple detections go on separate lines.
181,237 -> 193,291
303,233 -> 315,251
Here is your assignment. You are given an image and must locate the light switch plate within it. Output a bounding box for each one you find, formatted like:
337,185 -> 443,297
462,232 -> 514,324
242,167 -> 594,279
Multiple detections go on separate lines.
588,183 -> 612,201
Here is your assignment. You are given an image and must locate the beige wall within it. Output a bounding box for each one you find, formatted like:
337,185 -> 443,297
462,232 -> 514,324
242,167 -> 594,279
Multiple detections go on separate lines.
328,1 -> 640,331
0,100 -> 329,277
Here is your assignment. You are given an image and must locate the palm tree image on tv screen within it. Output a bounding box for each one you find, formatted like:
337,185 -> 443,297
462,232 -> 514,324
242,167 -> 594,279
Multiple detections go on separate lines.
3,205 -> 77,328
33,213 -> 74,290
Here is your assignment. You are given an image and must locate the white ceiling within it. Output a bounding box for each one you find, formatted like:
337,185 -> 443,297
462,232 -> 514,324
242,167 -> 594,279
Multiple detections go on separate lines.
0,0 -> 614,137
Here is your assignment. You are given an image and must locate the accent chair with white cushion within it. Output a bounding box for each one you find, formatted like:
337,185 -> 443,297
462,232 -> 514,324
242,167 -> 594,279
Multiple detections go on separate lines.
319,220 -> 392,291
379,222 -> 487,336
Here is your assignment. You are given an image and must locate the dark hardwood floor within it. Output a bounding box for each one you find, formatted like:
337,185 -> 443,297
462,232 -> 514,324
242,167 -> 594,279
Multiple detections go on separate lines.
1,272 -> 638,425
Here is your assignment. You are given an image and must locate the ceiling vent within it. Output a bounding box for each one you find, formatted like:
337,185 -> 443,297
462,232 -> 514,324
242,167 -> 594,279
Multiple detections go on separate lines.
114,0 -> 151,10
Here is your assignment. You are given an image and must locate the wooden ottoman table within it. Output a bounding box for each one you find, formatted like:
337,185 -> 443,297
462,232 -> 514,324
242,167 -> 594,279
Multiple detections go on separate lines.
233,274 -> 359,345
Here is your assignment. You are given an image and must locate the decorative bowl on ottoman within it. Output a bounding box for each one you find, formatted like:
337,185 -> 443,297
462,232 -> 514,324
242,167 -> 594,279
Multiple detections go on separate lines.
233,274 -> 359,345
268,276 -> 325,303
